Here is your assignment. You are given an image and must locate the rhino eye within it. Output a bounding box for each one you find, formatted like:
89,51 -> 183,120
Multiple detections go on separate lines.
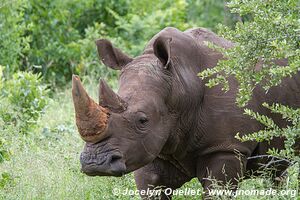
139,117 -> 148,124
135,112 -> 149,131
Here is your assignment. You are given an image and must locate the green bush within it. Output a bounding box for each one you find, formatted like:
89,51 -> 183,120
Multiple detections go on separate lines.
1,71 -> 48,133
0,135 -> 10,163
65,22 -> 119,81
107,0 -> 191,56
0,0 -> 30,75
0,172 -> 14,189
21,0 -> 130,87
199,0 -> 300,106
237,103 -> 300,163
23,0 -> 82,86
1,0 -> 239,86
187,0 -> 239,31
0,68 -> 49,168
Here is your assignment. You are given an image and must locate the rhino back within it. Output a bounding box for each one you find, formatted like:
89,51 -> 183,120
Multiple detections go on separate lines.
184,27 -> 234,49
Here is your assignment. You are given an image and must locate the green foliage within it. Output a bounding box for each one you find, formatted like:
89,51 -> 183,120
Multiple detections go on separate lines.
236,103 -> 300,162
105,0 -> 191,56
187,0 -> 239,31
1,0 -> 237,86
0,137 -> 10,163
0,67 -> 48,165
199,0 -> 300,106
0,0 -> 30,75
68,0 -> 129,36
65,22 -> 119,82
0,172 -> 13,189
0,99 -> 14,163
1,71 -> 48,131
0,0 -> 130,86
23,0 -> 81,85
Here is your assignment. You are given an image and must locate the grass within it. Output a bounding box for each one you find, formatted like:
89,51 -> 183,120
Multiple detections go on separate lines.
0,78 -> 299,200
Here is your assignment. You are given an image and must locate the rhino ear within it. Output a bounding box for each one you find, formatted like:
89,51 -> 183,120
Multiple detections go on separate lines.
96,39 -> 133,70
153,36 -> 172,69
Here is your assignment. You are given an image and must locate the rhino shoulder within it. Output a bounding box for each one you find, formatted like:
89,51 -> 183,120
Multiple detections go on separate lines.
184,27 -> 234,49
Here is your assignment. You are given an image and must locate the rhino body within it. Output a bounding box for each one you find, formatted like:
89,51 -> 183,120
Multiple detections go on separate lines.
72,27 -> 300,199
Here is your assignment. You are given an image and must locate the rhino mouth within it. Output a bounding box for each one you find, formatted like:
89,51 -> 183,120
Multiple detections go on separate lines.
80,151 -> 126,176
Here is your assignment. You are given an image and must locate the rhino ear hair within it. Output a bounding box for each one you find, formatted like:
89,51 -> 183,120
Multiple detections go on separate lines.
96,39 -> 133,70
153,36 -> 172,69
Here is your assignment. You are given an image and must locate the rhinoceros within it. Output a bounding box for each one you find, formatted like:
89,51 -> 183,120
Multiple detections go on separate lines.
72,27 -> 300,199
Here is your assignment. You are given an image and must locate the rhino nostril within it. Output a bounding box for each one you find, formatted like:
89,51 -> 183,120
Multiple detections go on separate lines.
109,154 -> 126,176
110,154 -> 122,163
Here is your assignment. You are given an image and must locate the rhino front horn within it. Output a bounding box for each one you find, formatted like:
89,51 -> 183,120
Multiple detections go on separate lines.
72,75 -> 109,143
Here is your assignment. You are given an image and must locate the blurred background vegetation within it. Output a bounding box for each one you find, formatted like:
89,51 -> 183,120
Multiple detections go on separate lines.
0,0 -> 299,199
0,0 -> 239,87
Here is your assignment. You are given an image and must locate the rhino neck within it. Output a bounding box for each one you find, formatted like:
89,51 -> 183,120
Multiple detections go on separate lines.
161,102 -> 204,156
159,108 -> 203,177
160,56 -> 207,158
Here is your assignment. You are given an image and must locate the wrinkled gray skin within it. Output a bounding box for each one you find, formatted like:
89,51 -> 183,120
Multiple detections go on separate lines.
79,27 -> 300,199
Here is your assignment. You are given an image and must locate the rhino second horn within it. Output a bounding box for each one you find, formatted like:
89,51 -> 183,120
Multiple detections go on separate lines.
72,75 -> 109,143
99,79 -> 127,112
